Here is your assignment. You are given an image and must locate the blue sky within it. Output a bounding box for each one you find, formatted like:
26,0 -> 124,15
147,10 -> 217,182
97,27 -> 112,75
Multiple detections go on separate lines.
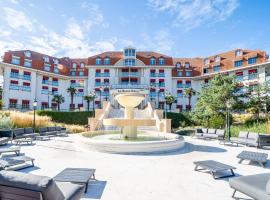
0,0 -> 270,58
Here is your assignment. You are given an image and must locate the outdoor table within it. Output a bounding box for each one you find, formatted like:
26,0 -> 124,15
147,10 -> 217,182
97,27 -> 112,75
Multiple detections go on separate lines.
237,150 -> 268,167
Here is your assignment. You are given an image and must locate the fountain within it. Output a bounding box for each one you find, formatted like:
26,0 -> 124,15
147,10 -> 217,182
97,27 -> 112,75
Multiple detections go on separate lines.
103,93 -> 155,139
78,92 -> 185,154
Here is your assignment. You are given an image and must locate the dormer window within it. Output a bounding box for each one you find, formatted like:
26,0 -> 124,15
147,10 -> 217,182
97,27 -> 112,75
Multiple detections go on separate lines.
159,57 -> 165,65
96,57 -> 102,65
124,47 -> 136,57
11,56 -> 20,65
150,57 -> 156,65
24,59 -> 32,67
214,56 -> 220,62
235,49 -> 243,57
204,58 -> 209,65
43,56 -> 49,63
53,59 -> 59,64
176,62 -> 181,68
24,51 -> 31,58
80,63 -> 85,68
185,62 -> 190,68
104,57 -> 110,65
72,63 -> 77,68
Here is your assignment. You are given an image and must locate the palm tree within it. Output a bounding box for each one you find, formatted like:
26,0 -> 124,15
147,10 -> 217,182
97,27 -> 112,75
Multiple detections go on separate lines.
165,93 -> 176,112
52,94 -> 65,111
67,86 -> 77,110
84,93 -> 95,111
184,87 -> 196,111
0,86 -> 3,110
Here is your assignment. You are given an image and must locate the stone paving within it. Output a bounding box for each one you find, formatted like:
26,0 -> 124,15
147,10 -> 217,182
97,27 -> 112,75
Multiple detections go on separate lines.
18,135 -> 270,200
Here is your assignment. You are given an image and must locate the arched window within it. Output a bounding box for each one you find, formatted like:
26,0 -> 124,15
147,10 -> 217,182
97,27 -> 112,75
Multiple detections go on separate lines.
159,57 -> 165,65
72,63 -> 77,68
80,63 -> 85,68
215,56 -> 220,62
150,57 -> 156,65
235,49 -> 243,57
204,58 -> 209,65
176,62 -> 181,68
104,57 -> 110,65
185,62 -> 190,68
24,51 -> 31,57
96,57 -> 102,65
43,56 -> 49,63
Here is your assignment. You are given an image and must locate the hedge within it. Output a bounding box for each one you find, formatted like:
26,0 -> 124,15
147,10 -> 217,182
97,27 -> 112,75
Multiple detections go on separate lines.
37,111 -> 94,125
166,112 -> 193,129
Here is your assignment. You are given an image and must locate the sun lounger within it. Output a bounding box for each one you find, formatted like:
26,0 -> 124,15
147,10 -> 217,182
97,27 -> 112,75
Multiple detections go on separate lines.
237,150 -> 268,167
229,173 -> 270,200
0,155 -> 35,171
0,146 -> 20,156
0,129 -> 13,145
0,171 -> 84,200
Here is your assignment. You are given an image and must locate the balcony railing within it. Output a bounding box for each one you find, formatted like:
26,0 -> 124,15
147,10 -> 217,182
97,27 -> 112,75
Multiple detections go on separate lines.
150,73 -> 165,77
21,86 -> 31,91
248,73 -> 258,80
111,84 -> 148,89
10,73 -> 31,81
177,84 -> 191,88
120,72 -> 139,77
70,83 -> 84,87
52,81 -> 59,86
9,85 -> 31,92
9,85 -> 19,90
95,73 -> 110,77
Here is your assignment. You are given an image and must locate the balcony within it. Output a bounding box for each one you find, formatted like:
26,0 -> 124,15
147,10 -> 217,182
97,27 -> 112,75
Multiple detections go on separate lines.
248,73 -> 258,80
54,68 -> 59,74
42,80 -> 50,85
120,72 -> 139,77
52,91 -> 59,95
41,90 -> 49,94
111,84 -> 148,89
9,103 -> 18,109
10,73 -> 19,79
9,85 -> 19,90
236,76 -> 243,82
70,83 -> 84,87
149,92 -> 157,98
44,66 -> 51,72
95,72 -> 110,77
77,92 -> 84,97
177,84 -> 191,88
150,73 -> 165,77
177,94 -> 183,98
21,86 -> 31,92
22,75 -> 31,81
52,81 -> 59,86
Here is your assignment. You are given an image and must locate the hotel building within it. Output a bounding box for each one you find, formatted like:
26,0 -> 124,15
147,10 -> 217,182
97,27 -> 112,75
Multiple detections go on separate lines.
0,47 -> 269,111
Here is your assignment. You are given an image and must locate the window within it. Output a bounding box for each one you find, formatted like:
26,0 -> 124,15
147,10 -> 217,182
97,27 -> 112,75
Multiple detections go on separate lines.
80,63 -> 85,68
177,71 -> 183,77
213,65 -> 221,72
186,71 -> 191,77
177,90 -> 183,98
150,57 -> 156,65
24,51 -> 31,58
44,64 -> 50,71
234,60 -> 243,67
96,57 -> 102,65
248,57 -> 257,65
203,68 -> 209,74
11,56 -> 20,65
124,48 -> 136,57
185,62 -> 190,68
79,71 -> 84,76
176,62 -> 181,68
235,49 -> 243,57
43,56 -> 49,63
24,59 -> 32,67
159,58 -> 165,65
204,58 -> 209,65
54,66 -> 59,74
53,59 -> 59,64
124,59 -> 135,66
104,57 -> 110,65
70,71 -> 76,76
72,63 -> 77,68
215,56 -> 220,62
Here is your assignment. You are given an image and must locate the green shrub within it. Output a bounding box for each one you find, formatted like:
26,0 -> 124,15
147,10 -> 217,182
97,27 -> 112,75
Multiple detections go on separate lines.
0,114 -> 13,129
37,111 -> 94,125
166,112 -> 193,129
208,114 -> 225,129
230,122 -> 268,137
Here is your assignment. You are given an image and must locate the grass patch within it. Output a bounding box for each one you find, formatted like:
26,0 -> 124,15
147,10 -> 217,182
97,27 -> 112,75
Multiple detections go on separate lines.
230,122 -> 268,137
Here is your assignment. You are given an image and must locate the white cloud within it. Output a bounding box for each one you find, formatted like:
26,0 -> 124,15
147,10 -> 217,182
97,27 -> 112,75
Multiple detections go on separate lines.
2,7 -> 33,31
65,18 -> 84,40
140,30 -> 173,53
148,0 -> 239,30
9,0 -> 21,4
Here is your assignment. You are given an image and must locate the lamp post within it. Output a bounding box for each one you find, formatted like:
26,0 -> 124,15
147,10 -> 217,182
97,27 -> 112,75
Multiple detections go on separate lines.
99,86 -> 102,109
226,100 -> 232,140
33,99 -> 37,130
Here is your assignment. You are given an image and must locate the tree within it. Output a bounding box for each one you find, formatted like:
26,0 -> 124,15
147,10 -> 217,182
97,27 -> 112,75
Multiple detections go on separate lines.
246,83 -> 270,124
52,94 -> 65,111
0,86 -> 3,110
192,75 -> 239,127
67,87 -> 77,109
184,87 -> 196,111
165,93 -> 176,111
84,93 -> 95,111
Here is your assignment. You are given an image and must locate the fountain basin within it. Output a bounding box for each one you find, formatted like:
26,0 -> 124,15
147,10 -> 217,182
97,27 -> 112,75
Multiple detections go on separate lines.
78,132 -> 185,154
103,118 -> 156,126
115,93 -> 145,108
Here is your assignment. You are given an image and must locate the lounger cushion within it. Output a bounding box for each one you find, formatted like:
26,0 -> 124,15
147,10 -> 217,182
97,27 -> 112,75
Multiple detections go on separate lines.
48,127 -> 56,132
216,129 -> 225,137
207,129 -> 216,134
229,173 -> 270,200
56,181 -> 84,200
55,126 -> 62,131
13,128 -> 25,138
203,133 -> 218,139
0,129 -> 13,138
230,137 -> 246,144
266,177 -> 270,194
201,128 -> 208,133
24,128 -> 34,134
0,171 -> 65,200
238,131 -> 249,139
39,127 -> 47,133
0,137 -> 9,145
248,132 -> 259,142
